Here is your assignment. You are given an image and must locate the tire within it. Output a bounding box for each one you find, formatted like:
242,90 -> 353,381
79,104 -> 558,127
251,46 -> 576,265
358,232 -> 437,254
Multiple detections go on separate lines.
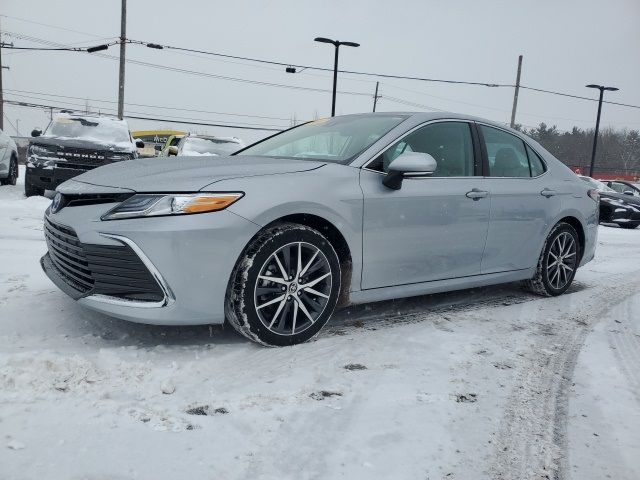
0,157 -> 18,186
617,222 -> 639,230
24,173 -> 44,197
523,222 -> 580,297
225,223 -> 341,346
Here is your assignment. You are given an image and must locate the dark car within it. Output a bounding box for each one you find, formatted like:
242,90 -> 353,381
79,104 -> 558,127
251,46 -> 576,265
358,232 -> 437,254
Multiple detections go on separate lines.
25,113 -> 142,197
579,175 -> 640,229
603,179 -> 640,198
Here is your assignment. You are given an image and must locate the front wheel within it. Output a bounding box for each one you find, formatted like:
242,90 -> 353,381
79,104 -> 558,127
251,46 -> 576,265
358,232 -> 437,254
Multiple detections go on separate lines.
523,222 -> 580,296
226,223 -> 341,346
24,172 -> 44,197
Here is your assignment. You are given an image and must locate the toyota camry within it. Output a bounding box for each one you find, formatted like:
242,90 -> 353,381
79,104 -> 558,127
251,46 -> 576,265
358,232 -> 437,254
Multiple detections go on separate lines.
41,112 -> 599,346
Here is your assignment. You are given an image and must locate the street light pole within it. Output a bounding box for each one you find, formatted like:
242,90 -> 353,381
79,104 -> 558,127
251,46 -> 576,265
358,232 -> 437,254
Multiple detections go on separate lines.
586,84 -> 618,177
314,37 -> 360,117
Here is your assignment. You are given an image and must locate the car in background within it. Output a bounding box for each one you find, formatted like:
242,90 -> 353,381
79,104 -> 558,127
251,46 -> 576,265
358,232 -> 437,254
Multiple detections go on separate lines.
25,113 -> 143,197
602,179 -> 640,197
41,112 -> 599,346
579,175 -> 640,229
131,129 -> 186,158
0,128 -> 19,186
156,134 -> 185,156
167,134 -> 244,157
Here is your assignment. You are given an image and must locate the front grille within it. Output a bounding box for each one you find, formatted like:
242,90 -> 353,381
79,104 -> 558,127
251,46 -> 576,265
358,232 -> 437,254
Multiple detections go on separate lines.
54,147 -> 129,170
57,193 -> 134,209
44,216 -> 164,302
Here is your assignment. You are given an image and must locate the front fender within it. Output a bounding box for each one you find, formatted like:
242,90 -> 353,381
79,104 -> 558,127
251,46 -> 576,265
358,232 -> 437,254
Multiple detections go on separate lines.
219,164 -> 364,293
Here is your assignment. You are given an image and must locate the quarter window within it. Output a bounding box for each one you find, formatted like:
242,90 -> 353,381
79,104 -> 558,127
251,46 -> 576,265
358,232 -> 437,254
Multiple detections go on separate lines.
368,122 -> 475,176
525,144 -> 546,176
480,125 -> 531,178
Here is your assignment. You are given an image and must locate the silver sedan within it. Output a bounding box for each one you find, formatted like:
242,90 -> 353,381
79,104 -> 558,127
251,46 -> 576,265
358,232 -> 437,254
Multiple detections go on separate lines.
41,112 -> 599,346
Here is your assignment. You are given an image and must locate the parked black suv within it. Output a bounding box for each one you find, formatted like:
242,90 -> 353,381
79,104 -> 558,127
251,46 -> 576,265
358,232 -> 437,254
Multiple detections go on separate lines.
25,113 -> 143,197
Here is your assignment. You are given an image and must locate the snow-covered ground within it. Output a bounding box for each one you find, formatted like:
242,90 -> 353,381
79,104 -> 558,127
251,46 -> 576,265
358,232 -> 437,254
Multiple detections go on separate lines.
1,167 -> 639,480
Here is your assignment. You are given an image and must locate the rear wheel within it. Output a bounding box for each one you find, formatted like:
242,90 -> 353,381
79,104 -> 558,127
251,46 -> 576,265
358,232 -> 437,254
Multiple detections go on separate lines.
0,157 -> 18,186
523,222 -> 580,296
225,223 -> 341,346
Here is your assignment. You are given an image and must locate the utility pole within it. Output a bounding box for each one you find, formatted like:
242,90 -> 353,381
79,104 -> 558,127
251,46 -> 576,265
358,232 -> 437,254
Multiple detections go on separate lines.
372,81 -> 380,112
0,23 -> 10,131
117,0 -> 127,119
510,55 -> 523,129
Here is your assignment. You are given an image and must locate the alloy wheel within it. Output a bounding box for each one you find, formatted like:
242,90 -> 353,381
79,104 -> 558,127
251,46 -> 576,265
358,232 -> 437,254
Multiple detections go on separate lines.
546,231 -> 577,290
254,241 -> 332,336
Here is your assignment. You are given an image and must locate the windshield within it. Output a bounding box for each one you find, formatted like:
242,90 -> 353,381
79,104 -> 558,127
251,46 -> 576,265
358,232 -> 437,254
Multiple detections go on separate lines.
579,176 -> 616,192
45,114 -> 131,144
181,137 -> 242,156
237,114 -> 408,164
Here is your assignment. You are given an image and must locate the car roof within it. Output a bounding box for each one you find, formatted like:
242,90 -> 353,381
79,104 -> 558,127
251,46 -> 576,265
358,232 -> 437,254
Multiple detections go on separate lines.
328,111 -> 523,134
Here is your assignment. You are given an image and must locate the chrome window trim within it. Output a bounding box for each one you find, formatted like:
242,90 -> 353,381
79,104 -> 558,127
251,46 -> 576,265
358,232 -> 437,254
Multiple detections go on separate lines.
361,119 -> 478,177
474,121 -> 549,180
84,233 -> 176,308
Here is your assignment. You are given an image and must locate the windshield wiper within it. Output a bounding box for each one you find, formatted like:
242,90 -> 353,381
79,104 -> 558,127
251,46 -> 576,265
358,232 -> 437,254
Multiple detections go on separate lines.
69,117 -> 99,127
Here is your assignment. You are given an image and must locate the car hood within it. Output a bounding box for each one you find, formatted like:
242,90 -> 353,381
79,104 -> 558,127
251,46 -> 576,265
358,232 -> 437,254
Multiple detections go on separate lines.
62,156 -> 326,193
600,191 -> 640,206
32,136 -> 136,153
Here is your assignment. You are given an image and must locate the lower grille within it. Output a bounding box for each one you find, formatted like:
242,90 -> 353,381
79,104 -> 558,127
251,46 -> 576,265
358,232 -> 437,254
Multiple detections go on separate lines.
44,216 -> 165,302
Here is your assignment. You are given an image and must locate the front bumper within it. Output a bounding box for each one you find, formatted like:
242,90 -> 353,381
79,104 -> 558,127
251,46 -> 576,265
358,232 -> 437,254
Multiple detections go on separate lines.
600,201 -> 640,225
26,164 -> 86,191
41,204 -> 261,325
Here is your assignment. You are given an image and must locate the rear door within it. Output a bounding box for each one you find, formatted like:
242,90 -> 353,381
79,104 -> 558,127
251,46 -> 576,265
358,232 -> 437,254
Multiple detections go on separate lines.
477,124 -> 561,273
360,120 -> 490,289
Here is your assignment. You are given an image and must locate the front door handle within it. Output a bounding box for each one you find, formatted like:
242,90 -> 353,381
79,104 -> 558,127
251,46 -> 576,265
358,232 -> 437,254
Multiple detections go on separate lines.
541,188 -> 557,197
466,188 -> 489,200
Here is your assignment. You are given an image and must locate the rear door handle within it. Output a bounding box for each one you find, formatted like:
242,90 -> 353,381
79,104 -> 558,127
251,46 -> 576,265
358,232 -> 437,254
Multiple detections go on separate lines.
541,188 -> 557,197
466,188 -> 489,200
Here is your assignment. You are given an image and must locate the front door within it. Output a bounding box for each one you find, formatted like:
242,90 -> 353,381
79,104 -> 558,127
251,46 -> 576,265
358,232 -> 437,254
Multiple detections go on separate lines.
360,121 -> 490,289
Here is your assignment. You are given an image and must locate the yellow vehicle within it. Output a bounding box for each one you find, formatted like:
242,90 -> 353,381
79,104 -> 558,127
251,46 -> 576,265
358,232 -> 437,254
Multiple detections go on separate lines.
131,129 -> 186,157
158,134 -> 185,156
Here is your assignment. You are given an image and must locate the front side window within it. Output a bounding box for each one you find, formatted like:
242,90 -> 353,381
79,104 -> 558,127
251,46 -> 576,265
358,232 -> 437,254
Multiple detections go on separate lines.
237,115 -> 408,164
367,121 -> 475,176
481,125 -> 531,178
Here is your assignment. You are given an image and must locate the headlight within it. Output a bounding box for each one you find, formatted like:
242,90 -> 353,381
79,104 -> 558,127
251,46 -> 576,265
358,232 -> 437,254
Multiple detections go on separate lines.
101,193 -> 243,220
28,144 -> 57,167
109,153 -> 134,161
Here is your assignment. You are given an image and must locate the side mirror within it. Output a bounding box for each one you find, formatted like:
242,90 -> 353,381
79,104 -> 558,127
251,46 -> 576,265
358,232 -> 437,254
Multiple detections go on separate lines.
382,152 -> 437,190
135,139 -> 145,148
168,146 -> 179,156
623,190 -> 634,196
154,145 -> 163,151
31,129 -> 42,137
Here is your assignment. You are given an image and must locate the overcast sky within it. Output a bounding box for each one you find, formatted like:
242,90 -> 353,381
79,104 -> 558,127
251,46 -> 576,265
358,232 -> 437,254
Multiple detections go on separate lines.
2,0 -> 639,144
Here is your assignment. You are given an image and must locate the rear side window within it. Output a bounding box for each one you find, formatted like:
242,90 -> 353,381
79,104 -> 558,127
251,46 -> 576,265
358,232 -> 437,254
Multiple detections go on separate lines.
525,144 -> 546,176
480,125 -> 530,178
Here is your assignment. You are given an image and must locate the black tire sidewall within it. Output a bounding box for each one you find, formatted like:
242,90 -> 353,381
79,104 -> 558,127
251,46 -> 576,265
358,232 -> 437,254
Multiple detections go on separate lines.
541,223 -> 579,296
236,226 -> 341,346
9,159 -> 18,185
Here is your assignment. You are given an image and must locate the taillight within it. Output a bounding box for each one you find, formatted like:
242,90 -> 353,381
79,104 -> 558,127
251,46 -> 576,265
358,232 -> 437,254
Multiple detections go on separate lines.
587,189 -> 600,202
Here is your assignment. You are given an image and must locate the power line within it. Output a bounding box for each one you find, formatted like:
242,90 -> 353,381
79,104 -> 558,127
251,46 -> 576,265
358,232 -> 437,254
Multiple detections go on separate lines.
5,28 -> 640,111
4,88 -> 293,121
2,99 -> 285,131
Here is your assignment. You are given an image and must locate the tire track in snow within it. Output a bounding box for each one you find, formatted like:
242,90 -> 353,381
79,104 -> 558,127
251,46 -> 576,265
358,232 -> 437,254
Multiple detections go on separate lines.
489,279 -> 640,480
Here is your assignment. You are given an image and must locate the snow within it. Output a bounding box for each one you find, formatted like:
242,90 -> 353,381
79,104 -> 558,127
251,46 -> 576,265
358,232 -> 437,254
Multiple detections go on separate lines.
40,113 -> 136,151
1,168 -> 639,479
